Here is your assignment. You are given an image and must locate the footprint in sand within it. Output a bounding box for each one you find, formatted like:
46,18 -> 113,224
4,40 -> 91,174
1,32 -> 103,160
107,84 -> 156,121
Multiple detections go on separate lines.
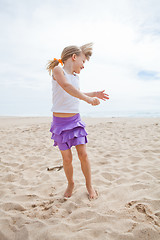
125,201 -> 160,227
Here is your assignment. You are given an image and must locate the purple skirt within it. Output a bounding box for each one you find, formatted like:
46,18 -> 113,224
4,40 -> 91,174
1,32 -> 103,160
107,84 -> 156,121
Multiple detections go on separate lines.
50,113 -> 88,151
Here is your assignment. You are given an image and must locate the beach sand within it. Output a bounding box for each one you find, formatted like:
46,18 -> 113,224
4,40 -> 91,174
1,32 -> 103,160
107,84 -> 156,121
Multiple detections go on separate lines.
0,116 -> 160,240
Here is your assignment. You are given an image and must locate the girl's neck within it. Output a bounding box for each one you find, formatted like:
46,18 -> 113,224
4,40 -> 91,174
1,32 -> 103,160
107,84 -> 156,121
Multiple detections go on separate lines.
63,61 -> 74,75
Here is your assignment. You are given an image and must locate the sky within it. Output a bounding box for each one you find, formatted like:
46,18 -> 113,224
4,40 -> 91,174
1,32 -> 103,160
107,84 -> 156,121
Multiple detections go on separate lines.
0,0 -> 160,117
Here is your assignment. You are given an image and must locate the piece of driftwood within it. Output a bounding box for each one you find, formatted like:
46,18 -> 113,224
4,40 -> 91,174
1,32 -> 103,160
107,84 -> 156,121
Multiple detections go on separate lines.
47,165 -> 63,171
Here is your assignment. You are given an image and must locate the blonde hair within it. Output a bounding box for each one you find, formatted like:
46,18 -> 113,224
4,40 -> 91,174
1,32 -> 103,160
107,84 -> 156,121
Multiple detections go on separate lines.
46,42 -> 93,75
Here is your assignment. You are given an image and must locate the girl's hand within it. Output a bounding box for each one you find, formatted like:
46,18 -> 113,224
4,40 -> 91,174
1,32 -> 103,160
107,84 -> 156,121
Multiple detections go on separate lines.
96,90 -> 109,100
86,96 -> 100,106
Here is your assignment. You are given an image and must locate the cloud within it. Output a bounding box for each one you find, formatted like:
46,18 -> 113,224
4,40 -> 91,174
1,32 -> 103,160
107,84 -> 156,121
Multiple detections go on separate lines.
0,0 -> 160,115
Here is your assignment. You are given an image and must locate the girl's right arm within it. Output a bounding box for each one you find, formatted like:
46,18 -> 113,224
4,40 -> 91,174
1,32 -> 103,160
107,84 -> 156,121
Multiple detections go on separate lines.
53,66 -> 100,106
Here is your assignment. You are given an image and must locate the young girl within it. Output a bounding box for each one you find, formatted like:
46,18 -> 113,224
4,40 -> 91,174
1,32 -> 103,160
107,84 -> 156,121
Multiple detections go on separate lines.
46,43 -> 109,200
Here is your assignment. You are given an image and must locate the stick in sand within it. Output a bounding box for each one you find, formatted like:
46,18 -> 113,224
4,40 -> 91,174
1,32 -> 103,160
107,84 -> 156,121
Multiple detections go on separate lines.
47,165 -> 63,171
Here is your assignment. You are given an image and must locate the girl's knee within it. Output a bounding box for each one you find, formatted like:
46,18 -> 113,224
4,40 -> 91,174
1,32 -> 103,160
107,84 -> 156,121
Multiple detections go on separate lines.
63,156 -> 72,165
61,149 -> 72,165
78,150 -> 88,161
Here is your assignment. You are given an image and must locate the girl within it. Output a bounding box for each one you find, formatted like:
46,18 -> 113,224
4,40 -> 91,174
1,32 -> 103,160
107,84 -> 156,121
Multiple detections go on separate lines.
46,43 -> 109,200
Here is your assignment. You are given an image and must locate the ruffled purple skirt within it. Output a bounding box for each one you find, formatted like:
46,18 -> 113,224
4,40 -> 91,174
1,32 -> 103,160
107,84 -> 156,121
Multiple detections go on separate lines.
50,113 -> 88,151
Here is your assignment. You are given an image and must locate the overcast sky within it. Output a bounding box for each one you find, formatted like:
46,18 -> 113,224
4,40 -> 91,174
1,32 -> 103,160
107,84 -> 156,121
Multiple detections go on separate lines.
0,0 -> 160,116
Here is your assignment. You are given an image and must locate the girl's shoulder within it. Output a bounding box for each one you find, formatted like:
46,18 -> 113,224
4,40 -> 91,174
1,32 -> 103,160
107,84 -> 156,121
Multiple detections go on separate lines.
53,66 -> 63,75
52,66 -> 64,80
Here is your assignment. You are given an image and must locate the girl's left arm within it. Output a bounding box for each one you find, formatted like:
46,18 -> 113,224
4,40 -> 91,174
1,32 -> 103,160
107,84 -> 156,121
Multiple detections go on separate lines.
83,90 -> 109,101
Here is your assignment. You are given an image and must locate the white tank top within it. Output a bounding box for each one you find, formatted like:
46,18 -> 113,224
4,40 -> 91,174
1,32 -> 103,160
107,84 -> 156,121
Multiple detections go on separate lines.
51,68 -> 80,113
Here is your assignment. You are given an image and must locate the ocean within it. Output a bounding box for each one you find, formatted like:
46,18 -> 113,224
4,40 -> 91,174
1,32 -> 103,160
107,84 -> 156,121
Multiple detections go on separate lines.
1,110 -> 160,118
80,110 -> 160,118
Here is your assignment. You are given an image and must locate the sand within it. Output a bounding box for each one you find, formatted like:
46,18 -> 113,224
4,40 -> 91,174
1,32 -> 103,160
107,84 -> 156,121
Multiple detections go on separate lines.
0,116 -> 160,240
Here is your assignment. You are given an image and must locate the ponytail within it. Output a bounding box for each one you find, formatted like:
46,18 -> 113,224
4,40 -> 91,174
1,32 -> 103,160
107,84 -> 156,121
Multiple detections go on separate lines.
46,58 -> 63,76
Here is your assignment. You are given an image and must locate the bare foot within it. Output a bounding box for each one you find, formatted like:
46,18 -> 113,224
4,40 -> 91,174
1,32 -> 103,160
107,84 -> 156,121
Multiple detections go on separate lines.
64,182 -> 74,198
87,186 -> 99,200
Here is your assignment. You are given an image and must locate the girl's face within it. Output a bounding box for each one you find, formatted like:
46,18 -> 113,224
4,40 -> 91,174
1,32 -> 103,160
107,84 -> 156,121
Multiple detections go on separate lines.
72,53 -> 86,74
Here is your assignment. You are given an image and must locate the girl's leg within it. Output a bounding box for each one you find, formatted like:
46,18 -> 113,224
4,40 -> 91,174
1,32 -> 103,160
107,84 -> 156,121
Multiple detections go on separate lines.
75,144 -> 97,199
60,148 -> 74,198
